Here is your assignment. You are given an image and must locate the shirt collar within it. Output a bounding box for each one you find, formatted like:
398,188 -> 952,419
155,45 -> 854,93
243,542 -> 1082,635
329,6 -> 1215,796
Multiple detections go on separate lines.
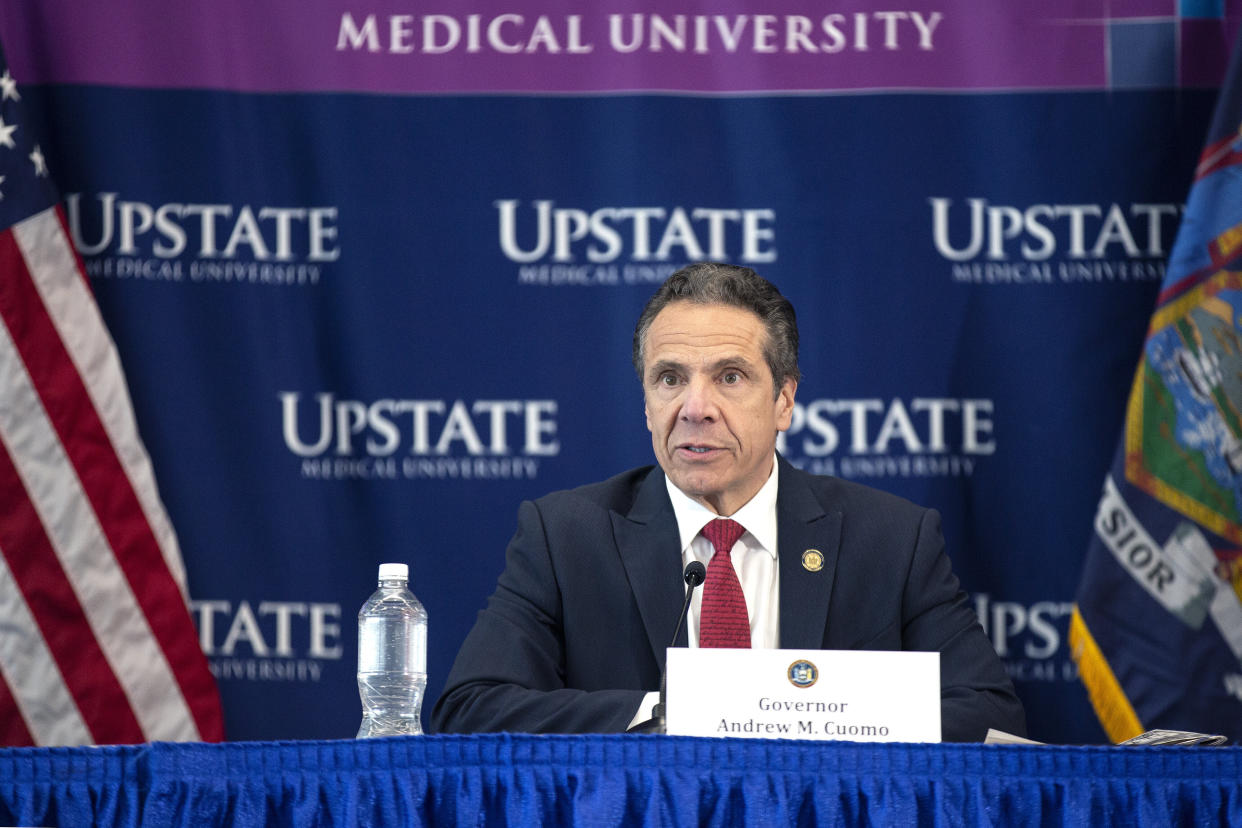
664,455 -> 780,559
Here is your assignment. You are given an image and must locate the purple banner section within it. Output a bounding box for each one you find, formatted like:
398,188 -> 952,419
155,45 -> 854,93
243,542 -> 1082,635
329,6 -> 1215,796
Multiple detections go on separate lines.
0,1 -> 1238,94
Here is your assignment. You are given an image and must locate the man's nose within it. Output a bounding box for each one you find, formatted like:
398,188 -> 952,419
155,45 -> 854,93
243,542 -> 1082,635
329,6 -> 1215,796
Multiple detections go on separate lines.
679,376 -> 719,421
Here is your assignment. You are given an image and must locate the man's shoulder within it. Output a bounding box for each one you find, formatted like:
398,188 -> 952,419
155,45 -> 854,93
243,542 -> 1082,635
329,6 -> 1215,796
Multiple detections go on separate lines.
532,465 -> 660,515
782,459 -> 928,519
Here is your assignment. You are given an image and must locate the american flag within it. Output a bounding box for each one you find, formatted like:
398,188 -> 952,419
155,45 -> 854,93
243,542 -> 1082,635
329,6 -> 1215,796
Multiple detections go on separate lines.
0,45 -> 223,744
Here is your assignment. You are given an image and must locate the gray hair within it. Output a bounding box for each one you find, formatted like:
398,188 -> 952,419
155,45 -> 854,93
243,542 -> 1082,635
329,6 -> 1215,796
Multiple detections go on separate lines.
632,262 -> 800,396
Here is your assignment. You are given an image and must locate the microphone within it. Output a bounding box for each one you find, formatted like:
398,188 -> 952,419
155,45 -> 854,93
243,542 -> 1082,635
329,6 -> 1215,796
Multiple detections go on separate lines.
668,560 -> 706,656
636,560 -> 706,734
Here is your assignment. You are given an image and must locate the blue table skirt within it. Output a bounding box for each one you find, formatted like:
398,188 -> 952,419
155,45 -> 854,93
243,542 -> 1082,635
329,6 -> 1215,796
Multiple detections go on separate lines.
3,734 -> 1240,826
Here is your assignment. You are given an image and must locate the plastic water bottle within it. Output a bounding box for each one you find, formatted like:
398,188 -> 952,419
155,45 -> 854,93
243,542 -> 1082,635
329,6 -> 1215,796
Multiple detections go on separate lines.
356,562 -> 427,738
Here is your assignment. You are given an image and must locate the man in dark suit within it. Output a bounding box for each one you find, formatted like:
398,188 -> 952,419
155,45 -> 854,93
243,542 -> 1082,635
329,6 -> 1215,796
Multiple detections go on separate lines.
432,263 -> 1025,742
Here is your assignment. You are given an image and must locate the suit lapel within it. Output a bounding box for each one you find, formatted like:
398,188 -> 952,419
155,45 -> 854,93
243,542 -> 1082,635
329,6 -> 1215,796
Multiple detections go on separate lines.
611,460 -> 842,662
611,468 -> 685,668
776,459 -> 841,649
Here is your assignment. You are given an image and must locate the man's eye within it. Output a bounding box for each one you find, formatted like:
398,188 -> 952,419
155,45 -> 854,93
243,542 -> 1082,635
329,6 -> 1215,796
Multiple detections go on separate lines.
660,374 -> 679,386
722,372 -> 740,384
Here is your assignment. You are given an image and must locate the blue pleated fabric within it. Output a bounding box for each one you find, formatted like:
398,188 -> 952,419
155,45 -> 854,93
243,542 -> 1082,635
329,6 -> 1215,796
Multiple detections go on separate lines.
2,735 -> 1240,826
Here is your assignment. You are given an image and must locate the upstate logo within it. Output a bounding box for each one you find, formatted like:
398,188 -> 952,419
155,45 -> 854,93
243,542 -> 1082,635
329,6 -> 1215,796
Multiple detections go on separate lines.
280,391 -> 560,480
337,12 -> 944,57
974,594 -> 1079,683
496,199 -> 776,286
777,396 -> 994,479
191,598 -> 343,683
930,197 -> 1182,285
66,192 -> 340,287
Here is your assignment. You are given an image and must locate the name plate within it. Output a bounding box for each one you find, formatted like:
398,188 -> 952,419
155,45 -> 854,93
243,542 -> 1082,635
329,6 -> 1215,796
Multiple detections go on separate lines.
665,648 -> 940,742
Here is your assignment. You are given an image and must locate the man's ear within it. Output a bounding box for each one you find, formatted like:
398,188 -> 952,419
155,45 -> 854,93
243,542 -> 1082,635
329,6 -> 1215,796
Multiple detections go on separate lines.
775,379 -> 797,431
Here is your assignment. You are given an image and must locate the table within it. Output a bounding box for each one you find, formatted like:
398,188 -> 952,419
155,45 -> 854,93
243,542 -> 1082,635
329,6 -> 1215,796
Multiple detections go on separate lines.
3,734 -> 1240,826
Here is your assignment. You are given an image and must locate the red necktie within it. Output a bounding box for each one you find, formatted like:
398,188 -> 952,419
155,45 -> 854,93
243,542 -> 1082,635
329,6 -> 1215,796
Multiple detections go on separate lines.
698,518 -> 751,648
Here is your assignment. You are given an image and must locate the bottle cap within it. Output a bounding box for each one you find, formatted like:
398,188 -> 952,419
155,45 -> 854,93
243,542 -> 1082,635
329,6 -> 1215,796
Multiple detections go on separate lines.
378,562 -> 408,582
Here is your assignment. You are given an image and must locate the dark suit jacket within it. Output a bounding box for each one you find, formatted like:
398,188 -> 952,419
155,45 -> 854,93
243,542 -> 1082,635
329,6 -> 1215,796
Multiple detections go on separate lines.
432,458 -> 1026,742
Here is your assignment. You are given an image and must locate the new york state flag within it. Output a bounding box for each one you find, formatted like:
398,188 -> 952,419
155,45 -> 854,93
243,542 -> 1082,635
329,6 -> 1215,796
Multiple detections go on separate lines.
1072,41 -> 1242,745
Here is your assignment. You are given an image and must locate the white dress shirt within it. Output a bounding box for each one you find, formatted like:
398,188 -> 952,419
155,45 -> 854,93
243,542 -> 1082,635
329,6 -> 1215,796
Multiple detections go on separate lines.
629,456 -> 781,727
666,459 -> 780,650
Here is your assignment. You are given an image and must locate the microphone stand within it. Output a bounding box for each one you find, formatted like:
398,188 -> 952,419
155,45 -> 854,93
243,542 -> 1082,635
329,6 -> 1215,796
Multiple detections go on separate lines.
630,561 -> 706,734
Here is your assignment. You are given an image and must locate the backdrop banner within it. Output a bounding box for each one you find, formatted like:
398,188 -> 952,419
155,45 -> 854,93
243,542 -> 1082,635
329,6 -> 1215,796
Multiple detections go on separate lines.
1,1 -> 1237,743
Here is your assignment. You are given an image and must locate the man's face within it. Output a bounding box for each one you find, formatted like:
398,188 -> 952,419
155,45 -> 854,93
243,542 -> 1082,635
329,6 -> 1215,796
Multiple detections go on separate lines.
642,301 -> 796,516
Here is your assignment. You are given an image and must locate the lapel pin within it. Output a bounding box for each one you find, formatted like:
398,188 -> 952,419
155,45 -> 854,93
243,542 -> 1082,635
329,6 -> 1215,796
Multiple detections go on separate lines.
802,549 -> 824,572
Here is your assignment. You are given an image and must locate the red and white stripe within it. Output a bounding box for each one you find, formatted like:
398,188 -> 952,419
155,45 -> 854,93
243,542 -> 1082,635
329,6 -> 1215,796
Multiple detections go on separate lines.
0,205 -> 223,745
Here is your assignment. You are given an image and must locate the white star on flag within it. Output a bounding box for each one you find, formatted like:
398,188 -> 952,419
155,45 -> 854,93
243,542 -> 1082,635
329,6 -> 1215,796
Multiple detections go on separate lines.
28,144 -> 46,177
0,117 -> 15,150
0,70 -> 18,102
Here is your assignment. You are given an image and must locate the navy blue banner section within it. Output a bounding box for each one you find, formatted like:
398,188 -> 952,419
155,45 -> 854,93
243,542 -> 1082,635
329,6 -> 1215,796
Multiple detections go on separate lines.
17,83 -> 1216,743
